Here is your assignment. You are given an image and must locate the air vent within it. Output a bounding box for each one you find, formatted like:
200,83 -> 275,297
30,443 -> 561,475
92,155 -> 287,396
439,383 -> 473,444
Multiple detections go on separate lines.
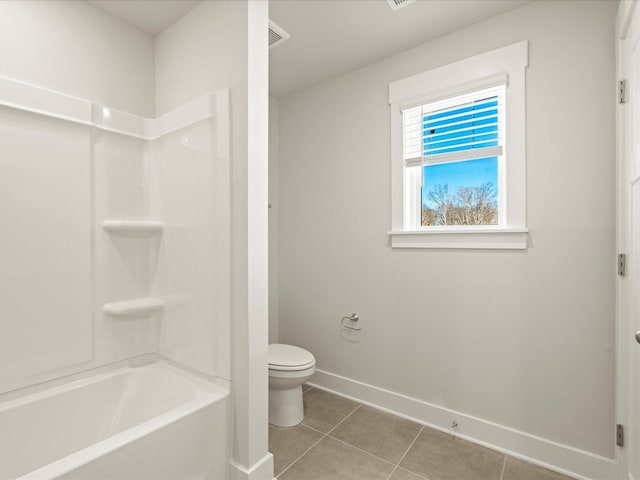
269,20 -> 290,49
386,0 -> 416,11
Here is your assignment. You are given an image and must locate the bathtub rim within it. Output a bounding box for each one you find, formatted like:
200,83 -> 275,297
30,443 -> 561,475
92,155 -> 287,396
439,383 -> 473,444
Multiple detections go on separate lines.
0,352 -> 228,404
0,355 -> 230,480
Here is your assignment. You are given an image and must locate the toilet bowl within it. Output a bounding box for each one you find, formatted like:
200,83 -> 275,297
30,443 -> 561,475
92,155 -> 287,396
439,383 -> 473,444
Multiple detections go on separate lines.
268,343 -> 316,427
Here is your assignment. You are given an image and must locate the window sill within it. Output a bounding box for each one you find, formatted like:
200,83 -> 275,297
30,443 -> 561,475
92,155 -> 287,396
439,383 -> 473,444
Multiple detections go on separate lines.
388,227 -> 528,250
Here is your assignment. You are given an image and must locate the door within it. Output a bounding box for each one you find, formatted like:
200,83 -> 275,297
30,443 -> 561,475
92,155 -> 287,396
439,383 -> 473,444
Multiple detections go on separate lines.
619,2 -> 640,479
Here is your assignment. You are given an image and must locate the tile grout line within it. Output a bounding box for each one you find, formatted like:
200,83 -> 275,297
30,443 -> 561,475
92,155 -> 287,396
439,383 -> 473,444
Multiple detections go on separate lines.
326,403 -> 362,435
304,404 -> 428,480
300,423 -> 327,435
387,465 -> 398,480
385,466 -> 399,480
384,425 -> 426,480
309,423 -> 429,480
397,426 -> 425,466
499,454 -> 507,480
394,466 -> 430,480
278,403 -> 362,479
325,403 -> 408,471
389,466 -> 430,480
275,432 -> 326,479
327,433 -> 397,468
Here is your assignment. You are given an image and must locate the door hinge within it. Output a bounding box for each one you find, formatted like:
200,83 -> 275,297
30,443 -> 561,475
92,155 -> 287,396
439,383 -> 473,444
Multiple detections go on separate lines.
618,253 -> 626,276
619,79 -> 627,104
617,424 -> 624,447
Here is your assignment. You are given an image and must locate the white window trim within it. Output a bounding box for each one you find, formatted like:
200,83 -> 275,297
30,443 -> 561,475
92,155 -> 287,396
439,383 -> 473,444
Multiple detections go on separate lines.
388,41 -> 529,249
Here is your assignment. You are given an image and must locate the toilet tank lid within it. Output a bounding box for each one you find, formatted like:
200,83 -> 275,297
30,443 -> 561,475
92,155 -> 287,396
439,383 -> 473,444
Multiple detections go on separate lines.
269,344 -> 315,367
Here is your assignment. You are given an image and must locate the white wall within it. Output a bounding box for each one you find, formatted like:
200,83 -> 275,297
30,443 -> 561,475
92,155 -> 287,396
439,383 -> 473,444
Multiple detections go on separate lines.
156,2 -> 273,478
0,1 -> 154,117
277,0 -> 616,462
269,96 -> 280,344
155,1 -> 247,117
0,1 -> 157,394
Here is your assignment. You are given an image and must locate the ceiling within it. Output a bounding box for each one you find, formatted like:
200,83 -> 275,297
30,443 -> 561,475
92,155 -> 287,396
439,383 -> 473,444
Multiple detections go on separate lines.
269,0 -> 530,97
85,0 -> 531,97
86,0 -> 200,36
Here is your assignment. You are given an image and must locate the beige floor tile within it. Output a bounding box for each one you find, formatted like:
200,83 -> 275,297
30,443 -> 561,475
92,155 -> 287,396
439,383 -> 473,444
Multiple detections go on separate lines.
269,423 -> 324,476
388,467 -> 429,480
399,427 -> 504,480
278,436 -> 394,480
302,383 -> 313,393
330,405 -> 422,463
502,457 -> 576,480
301,388 -> 360,433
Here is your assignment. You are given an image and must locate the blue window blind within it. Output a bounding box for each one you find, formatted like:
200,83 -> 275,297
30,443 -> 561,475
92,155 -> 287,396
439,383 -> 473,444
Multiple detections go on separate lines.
402,85 -> 505,166
423,97 -> 499,156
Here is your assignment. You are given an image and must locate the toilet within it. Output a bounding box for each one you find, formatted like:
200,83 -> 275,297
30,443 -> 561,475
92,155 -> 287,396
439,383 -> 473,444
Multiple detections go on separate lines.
268,343 -> 316,427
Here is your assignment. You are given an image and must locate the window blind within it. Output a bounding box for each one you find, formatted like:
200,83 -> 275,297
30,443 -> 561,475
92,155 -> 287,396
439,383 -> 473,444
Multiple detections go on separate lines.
403,85 -> 505,167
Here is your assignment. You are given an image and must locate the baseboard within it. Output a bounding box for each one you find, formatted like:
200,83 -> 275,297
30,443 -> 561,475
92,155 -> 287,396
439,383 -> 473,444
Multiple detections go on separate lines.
308,369 -> 616,480
229,453 -> 274,480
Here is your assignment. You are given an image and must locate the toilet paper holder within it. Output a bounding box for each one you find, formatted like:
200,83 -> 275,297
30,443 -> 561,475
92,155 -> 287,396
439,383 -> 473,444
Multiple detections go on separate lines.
341,313 -> 361,331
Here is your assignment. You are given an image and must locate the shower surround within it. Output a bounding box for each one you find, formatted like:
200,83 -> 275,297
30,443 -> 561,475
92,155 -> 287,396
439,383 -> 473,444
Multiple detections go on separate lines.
0,74 -> 232,478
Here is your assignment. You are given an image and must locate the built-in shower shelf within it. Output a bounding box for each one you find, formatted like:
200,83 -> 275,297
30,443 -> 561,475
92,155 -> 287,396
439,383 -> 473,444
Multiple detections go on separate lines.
103,297 -> 164,317
102,220 -> 164,236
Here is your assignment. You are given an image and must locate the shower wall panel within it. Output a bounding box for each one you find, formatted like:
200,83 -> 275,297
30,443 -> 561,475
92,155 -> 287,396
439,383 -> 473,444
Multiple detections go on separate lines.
151,117 -> 230,380
0,107 -> 92,393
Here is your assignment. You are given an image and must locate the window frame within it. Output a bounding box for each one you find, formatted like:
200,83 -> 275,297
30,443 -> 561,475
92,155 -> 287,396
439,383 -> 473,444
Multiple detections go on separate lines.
388,41 -> 529,249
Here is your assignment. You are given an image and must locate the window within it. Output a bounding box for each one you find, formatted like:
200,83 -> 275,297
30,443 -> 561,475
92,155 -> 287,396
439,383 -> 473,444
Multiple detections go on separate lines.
389,41 -> 528,249
405,86 -> 504,228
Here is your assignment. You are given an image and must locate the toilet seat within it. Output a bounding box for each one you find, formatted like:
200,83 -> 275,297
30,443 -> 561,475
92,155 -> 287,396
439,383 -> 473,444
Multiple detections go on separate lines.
269,344 -> 315,371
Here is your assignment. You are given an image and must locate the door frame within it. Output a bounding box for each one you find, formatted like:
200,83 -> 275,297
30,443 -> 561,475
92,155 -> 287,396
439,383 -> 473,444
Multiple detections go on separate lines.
616,2 -> 639,479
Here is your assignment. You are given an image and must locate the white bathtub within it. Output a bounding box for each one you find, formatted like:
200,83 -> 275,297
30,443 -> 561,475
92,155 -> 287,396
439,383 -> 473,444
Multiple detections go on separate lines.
0,360 -> 230,480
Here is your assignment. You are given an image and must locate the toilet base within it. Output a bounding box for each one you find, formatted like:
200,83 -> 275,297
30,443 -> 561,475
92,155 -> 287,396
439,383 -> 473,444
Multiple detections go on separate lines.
269,384 -> 304,427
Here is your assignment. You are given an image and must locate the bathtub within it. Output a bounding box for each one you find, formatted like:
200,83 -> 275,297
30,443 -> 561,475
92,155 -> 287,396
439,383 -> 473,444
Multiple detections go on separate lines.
0,359 -> 230,480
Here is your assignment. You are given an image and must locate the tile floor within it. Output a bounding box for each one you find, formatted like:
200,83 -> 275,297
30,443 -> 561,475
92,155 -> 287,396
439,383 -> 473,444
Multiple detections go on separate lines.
269,386 -> 576,480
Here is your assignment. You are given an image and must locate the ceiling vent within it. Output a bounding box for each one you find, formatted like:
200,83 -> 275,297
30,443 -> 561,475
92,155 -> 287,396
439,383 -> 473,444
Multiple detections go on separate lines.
386,0 -> 416,12
269,20 -> 290,49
